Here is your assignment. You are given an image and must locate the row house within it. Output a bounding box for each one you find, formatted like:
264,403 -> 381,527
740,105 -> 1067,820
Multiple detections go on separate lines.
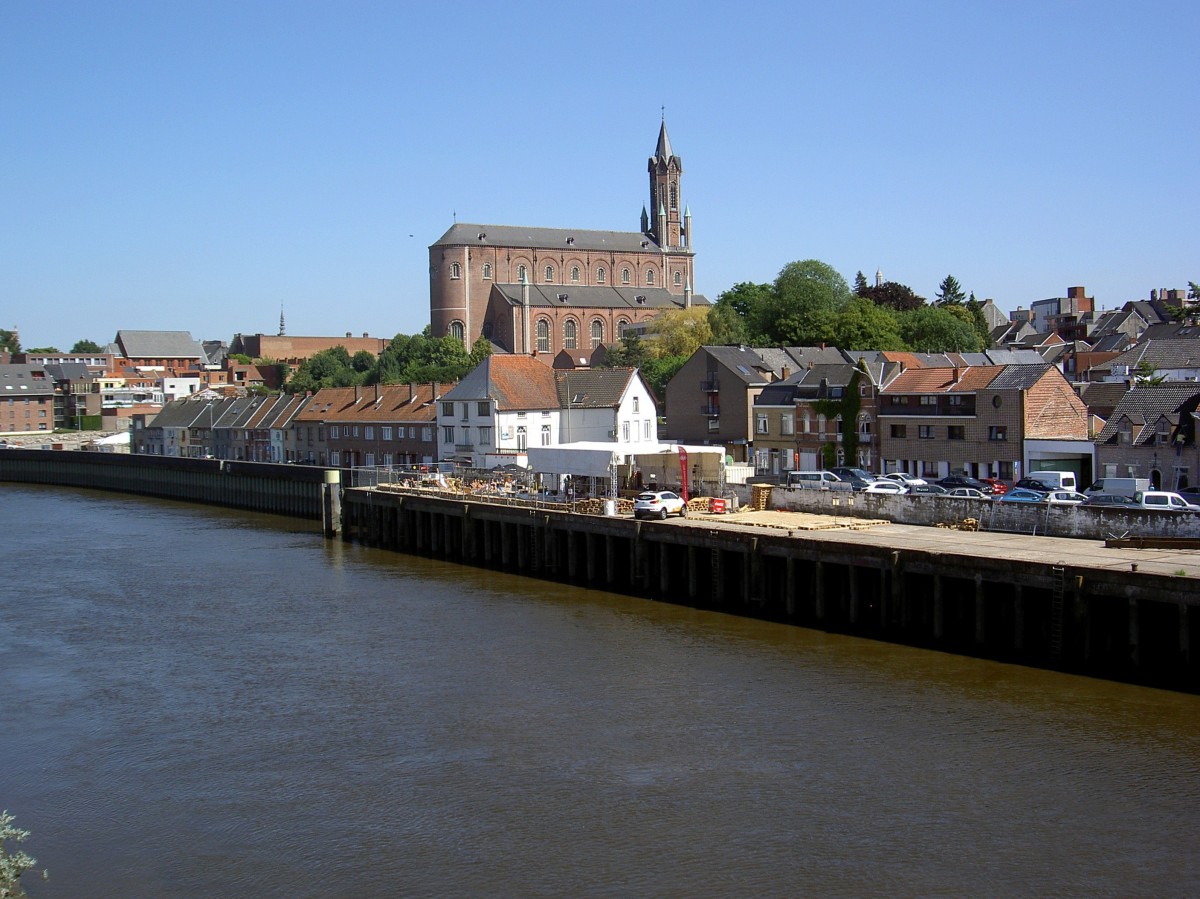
752,360 -> 900,476
665,345 -> 849,463
437,355 -> 657,468
300,383 -> 449,468
877,363 -> 1090,483
0,364 -> 56,435
1094,384 -> 1200,492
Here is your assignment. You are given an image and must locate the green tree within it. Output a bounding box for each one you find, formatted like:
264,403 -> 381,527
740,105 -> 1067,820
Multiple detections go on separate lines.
830,297 -> 907,350
936,274 -> 966,306
644,307 -> 712,358
468,336 -> 492,368
228,353 -> 253,365
1,810 -> 44,898
640,354 -> 688,410
286,346 -> 360,393
350,350 -> 376,374
755,260 -> 850,345
861,280 -> 925,312
24,346 -> 59,354
0,330 -> 18,354
899,305 -> 983,352
708,282 -> 771,345
965,297 -> 993,348
70,339 -> 102,353
366,332 -> 475,386
1188,282 -> 1200,300
853,270 -> 870,296
602,331 -> 653,369
1134,360 -> 1166,386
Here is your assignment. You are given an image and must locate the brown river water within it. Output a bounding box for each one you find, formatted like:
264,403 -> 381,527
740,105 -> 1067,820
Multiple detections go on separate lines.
2,484 -> 1199,897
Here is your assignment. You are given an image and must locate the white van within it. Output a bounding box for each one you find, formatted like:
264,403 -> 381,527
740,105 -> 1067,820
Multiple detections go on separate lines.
787,470 -> 846,489
1135,491 -> 1200,511
1086,477 -> 1150,498
1027,470 -> 1077,491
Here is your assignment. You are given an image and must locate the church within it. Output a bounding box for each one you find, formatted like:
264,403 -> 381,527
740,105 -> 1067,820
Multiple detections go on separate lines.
428,120 -> 707,365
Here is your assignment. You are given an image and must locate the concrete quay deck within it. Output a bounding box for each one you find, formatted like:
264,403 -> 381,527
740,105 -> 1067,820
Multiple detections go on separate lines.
342,489 -> 1200,692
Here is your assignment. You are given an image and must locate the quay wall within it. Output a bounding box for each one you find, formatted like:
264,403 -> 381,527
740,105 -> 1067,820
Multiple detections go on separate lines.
342,487 -> 1200,692
767,486 -> 1200,539
0,449 -> 330,521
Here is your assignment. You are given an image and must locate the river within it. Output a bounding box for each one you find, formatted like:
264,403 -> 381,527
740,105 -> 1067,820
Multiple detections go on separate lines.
2,484 -> 1199,897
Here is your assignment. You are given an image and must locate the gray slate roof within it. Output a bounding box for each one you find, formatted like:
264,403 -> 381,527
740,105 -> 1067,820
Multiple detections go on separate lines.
116,330 -> 207,361
554,368 -> 640,409
0,364 -> 54,396
492,283 -> 708,310
432,223 -> 677,256
1096,384 -> 1200,443
987,364 -> 1052,391
1106,339 -> 1200,372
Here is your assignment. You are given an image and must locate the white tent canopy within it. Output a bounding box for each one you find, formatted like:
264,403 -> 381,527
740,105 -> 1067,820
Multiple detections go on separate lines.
526,442 -> 726,482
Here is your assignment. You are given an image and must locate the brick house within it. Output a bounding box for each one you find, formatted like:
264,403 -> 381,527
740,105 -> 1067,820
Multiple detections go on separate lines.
0,364 -> 57,435
313,383 -> 450,469
878,364 -> 1090,483
1094,384 -> 1200,491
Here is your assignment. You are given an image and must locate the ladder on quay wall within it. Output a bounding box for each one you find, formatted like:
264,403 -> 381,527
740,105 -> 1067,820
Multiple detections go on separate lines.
1049,565 -> 1065,658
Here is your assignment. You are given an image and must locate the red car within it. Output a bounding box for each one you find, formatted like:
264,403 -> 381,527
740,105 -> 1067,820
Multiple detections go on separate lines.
980,477 -> 1008,496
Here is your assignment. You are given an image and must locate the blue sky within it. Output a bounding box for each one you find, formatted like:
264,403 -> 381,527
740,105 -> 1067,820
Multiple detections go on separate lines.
2,1 -> 1196,351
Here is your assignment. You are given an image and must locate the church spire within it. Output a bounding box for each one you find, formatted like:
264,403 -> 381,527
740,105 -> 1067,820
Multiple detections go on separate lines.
647,117 -> 683,249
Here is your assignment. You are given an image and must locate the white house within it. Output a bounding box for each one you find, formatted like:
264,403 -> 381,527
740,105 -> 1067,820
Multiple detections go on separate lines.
436,356 -> 659,468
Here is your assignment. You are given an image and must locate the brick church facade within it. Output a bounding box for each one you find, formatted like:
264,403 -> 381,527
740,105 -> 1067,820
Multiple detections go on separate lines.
428,121 -> 706,363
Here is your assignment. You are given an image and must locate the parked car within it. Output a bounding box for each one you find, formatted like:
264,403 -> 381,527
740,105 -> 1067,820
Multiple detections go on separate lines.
1044,490 -> 1088,505
1080,493 -> 1139,508
1014,478 -> 1051,493
786,470 -> 844,488
979,477 -> 1008,496
1134,491 -> 1200,512
937,475 -> 996,495
862,480 -> 908,495
829,467 -> 880,491
999,488 -> 1047,504
907,483 -> 947,495
1026,470 -> 1078,492
1086,477 -> 1150,498
633,490 -> 688,519
945,487 -> 989,500
879,472 -> 927,487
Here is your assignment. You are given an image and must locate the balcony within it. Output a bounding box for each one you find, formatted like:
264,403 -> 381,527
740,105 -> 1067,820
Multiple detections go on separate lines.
700,405 -> 720,417
701,378 -> 720,392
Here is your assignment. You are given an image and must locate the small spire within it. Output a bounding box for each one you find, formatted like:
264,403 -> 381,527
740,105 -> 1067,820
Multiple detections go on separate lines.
278,304 -> 286,337
654,118 -> 673,161
875,268 -> 884,287
684,203 -> 691,217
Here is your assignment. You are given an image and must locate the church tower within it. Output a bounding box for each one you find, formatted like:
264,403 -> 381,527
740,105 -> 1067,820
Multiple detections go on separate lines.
648,118 -> 685,249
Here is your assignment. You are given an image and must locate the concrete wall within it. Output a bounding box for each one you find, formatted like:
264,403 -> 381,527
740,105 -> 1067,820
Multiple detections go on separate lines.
769,486 -> 1200,540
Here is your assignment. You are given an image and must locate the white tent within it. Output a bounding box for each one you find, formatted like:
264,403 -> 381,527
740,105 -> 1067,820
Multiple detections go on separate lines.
527,441 -> 727,488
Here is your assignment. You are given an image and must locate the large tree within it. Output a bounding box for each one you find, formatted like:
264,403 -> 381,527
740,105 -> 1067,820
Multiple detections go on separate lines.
707,281 -> 771,345
755,259 -> 851,345
861,280 -> 926,312
0,330 -> 18,354
899,305 -> 983,352
71,339 -> 103,353
286,346 -> 360,393
831,297 -> 907,350
644,307 -> 712,359
936,274 -> 966,306
366,331 -> 479,386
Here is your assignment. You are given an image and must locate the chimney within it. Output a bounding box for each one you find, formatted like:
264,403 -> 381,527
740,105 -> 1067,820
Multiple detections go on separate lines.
363,332 -> 369,338
409,382 -> 419,403
374,382 -> 380,403
346,332 -> 352,338
781,366 -> 791,380
354,385 -> 361,402
951,367 -> 960,384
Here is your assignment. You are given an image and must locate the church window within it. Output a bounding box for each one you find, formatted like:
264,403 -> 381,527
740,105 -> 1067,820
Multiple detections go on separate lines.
449,321 -> 465,342
536,319 -> 550,353
645,269 -> 655,286
571,266 -> 579,282
450,262 -> 461,279
544,264 -> 554,282
482,263 -> 491,279
621,268 -> 630,284
564,319 -> 579,350
590,319 -> 603,348
669,183 -> 677,210
517,264 -> 528,282
617,318 -> 629,337
596,266 -> 606,284
674,271 -> 682,286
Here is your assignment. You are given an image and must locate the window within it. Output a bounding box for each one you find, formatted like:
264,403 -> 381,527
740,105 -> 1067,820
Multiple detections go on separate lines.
477,401 -> 489,416
381,427 -> 392,440
516,426 -> 527,451
674,271 -> 682,286
571,266 -> 579,282
622,421 -> 630,441
383,453 -> 393,466
364,426 -> 374,440
632,397 -> 639,413
365,453 -> 375,467
564,320 -> 578,350
450,262 -> 461,279
330,451 -> 340,466
330,426 -> 339,439
352,426 -> 360,437
617,318 -> 629,337
920,395 -> 936,406
460,403 -> 469,421
478,426 -> 491,444
645,269 -> 655,285
757,414 -> 769,435
948,425 -> 965,440
948,395 -> 964,406
918,425 -> 934,439
541,424 -> 551,446
669,182 -> 677,210
544,264 -> 554,282
596,266 -> 606,284
781,414 -> 794,436
517,264 -> 528,282
621,268 -> 631,284
482,263 -> 492,279
892,396 -> 909,406
989,426 -> 1007,441
442,402 -> 454,417
536,319 -> 550,353
801,412 -> 811,434
590,319 -> 603,348
460,427 -> 470,445
422,426 -> 432,442
449,321 -> 464,342
443,426 -> 455,444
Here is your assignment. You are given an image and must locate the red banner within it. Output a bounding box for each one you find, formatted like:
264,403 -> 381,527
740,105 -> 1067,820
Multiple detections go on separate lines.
678,447 -> 689,503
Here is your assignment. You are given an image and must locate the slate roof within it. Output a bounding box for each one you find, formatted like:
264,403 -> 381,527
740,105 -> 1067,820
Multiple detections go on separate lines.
432,223 -> 673,256
0,364 -> 54,396
987,364 -> 1053,391
492,283 -> 708,310
43,362 -> 92,381
146,398 -> 216,429
554,368 -> 639,409
115,330 -> 207,361
1096,384 -> 1200,444
1074,382 -> 1129,417
1106,339 -> 1200,372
